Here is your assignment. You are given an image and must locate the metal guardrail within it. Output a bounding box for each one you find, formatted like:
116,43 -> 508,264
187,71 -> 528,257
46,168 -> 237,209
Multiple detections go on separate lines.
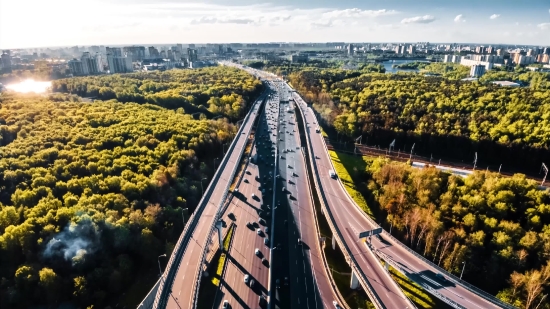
299,143 -> 350,309
191,94 -> 267,309
152,91 -> 267,309
307,110 -> 517,309
294,95 -> 386,309
374,249 -> 466,309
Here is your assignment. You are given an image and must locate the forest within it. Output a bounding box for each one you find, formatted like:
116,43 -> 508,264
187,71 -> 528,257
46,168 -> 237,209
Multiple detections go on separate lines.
353,158 -> 550,308
287,69 -> 550,172
51,66 -> 263,120
0,65 -> 262,309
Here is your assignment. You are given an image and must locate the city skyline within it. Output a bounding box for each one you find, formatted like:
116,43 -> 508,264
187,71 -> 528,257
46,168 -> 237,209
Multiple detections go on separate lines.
1,0 -> 550,49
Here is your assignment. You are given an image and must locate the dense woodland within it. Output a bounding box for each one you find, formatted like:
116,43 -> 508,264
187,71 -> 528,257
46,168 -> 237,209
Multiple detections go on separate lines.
51,67 -> 263,120
0,66 -> 263,308
287,69 -> 550,172
359,158 -> 550,308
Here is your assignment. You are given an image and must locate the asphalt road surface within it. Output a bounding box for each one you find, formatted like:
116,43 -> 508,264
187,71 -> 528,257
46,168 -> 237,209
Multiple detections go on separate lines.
163,91 -> 264,309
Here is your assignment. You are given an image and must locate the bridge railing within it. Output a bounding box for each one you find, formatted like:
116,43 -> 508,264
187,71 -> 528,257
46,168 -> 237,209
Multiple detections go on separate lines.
152,90 -> 267,309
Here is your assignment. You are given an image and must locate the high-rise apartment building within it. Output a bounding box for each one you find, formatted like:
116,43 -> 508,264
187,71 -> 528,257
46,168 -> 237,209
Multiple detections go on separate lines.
68,52 -> 104,76
407,45 -> 416,54
1,51 -> 12,72
187,48 -> 198,62
123,46 -> 146,61
470,64 -> 486,77
148,46 -> 160,58
106,47 -> 122,57
107,52 -> 133,73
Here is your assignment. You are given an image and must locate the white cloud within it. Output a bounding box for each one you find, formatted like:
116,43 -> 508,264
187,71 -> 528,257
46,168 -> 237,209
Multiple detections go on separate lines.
190,17 -> 255,25
454,14 -> 465,23
538,23 -> 550,30
322,8 -> 398,19
401,15 -> 436,24
490,14 -> 500,20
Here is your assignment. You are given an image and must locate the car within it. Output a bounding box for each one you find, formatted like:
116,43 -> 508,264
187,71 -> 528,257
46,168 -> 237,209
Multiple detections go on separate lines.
276,279 -> 280,289
298,238 -> 302,245
244,274 -> 250,283
261,257 -> 268,265
282,187 -> 285,192
436,273 -> 446,281
249,279 -> 255,288
264,238 -> 269,245
287,164 -> 291,168
228,212 -> 235,220
246,222 -> 253,228
257,228 -> 262,235
265,227 -> 269,234
252,193 -> 256,198
244,178 -> 249,183
223,300 -> 230,308
333,301 -> 341,309
255,248 -> 261,256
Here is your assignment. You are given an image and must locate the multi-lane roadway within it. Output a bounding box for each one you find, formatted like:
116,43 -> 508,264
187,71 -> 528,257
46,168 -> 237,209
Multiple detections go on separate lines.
158,88 -> 265,309
215,80 -> 342,309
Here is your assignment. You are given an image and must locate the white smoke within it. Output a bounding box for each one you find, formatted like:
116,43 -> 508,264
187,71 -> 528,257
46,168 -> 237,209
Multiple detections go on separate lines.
43,218 -> 100,265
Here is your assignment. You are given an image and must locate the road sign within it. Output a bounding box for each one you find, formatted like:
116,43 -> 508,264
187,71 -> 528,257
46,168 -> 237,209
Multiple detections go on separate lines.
358,228 -> 383,239
359,231 -> 370,238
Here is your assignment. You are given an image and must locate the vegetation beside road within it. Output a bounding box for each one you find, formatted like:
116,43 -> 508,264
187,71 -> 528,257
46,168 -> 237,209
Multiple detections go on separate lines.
51,66 -> 263,120
288,69 -> 550,172
0,66 -> 261,309
331,151 -> 550,308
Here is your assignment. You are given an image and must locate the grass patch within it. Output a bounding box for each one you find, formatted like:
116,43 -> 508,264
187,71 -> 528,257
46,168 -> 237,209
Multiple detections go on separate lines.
385,263 -> 448,309
212,224 -> 235,286
329,150 -> 375,219
197,224 -> 235,308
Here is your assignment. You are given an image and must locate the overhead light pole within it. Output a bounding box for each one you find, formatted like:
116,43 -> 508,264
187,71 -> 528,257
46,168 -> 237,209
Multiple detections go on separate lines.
460,261 -> 466,280
158,254 -> 167,278
200,177 -> 208,196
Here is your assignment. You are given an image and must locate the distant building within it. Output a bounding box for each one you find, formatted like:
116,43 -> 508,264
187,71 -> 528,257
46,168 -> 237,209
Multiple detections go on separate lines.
106,47 -> 122,57
68,59 -> 86,75
347,44 -> 354,55
148,46 -> 160,58
187,48 -> 198,62
407,45 -> 416,54
1,51 -> 12,72
470,64 -> 486,77
107,52 -> 133,73
123,46 -> 146,61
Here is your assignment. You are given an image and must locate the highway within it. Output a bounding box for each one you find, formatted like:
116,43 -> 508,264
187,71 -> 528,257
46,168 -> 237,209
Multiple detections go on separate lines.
159,87 -> 265,309
292,85 -> 511,309
214,79 -> 342,309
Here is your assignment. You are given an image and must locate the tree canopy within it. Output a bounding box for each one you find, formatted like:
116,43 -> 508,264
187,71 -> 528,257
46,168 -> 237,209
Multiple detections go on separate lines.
0,65 -> 261,308
358,158 -> 550,308
51,66 -> 263,120
288,69 -> 550,171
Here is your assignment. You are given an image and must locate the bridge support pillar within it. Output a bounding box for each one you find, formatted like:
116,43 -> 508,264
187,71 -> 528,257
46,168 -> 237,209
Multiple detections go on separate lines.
215,220 -> 223,250
332,236 -> 336,250
350,271 -> 359,289
385,261 -> 389,271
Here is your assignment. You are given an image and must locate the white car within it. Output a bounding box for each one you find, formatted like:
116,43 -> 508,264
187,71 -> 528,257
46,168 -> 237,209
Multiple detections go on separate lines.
244,274 -> 250,283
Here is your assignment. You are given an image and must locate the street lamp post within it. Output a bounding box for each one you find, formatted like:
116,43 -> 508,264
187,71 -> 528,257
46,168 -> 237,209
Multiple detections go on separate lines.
158,254 -> 167,278
460,261 -> 466,280
200,177 -> 208,196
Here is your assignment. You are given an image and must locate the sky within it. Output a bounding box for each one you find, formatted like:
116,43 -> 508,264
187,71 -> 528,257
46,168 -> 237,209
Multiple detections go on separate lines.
0,0 -> 549,49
